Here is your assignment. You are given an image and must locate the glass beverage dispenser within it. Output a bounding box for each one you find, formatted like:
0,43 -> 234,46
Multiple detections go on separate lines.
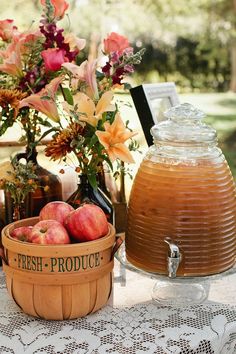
126,103 -> 236,277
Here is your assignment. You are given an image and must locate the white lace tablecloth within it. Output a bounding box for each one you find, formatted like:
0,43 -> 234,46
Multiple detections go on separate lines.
0,260 -> 236,354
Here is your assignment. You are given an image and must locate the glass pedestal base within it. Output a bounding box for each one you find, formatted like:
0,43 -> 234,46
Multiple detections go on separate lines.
151,279 -> 209,305
116,243 -> 236,306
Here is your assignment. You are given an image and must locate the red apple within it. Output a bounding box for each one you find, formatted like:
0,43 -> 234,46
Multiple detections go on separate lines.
39,201 -> 74,225
31,220 -> 71,244
64,203 -> 109,242
11,226 -> 33,242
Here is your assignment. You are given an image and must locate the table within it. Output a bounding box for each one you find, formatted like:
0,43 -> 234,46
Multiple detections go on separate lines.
0,259 -> 236,354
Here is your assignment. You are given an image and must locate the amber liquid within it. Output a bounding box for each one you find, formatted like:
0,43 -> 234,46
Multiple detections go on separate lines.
26,164 -> 62,217
126,158 -> 236,276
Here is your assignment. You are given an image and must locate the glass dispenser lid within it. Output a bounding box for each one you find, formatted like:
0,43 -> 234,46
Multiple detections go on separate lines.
151,103 -> 217,144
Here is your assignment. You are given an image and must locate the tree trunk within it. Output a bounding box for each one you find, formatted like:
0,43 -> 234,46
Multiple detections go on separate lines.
230,42 -> 236,92
231,1 -> 236,92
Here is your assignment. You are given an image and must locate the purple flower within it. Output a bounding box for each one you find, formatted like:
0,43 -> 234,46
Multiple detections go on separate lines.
123,47 -> 134,56
102,62 -> 112,75
110,51 -> 120,64
124,64 -> 134,73
112,67 -> 125,84
40,21 -> 79,65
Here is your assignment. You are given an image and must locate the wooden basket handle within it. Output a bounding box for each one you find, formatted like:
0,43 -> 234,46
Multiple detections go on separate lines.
0,246 -> 8,265
111,234 -> 124,260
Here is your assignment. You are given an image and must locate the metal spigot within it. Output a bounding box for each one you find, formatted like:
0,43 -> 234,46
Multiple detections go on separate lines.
164,238 -> 182,278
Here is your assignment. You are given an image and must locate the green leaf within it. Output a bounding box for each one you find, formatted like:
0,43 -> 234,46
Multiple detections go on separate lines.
0,120 -> 14,136
37,117 -> 53,127
35,127 -> 59,144
88,173 -> 97,189
124,82 -> 132,90
41,95 -> 51,100
104,157 -> 113,171
87,134 -> 98,149
96,70 -> 105,79
62,87 -> 74,105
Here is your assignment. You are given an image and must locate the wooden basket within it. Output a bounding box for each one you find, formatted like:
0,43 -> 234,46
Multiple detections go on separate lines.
1,217 -> 117,320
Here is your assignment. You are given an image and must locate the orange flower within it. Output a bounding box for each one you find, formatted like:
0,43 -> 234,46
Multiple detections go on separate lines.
64,33 -> 86,51
0,88 -> 27,117
63,90 -> 115,127
19,76 -> 63,122
103,32 -> 130,55
44,185 -> 50,192
96,113 -> 137,163
41,0 -> 69,19
45,122 -> 85,160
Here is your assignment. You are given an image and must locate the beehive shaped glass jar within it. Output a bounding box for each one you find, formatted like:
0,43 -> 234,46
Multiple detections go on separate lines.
126,103 -> 236,276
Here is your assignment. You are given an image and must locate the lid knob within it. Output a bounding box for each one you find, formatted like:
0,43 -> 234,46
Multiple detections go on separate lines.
164,103 -> 205,122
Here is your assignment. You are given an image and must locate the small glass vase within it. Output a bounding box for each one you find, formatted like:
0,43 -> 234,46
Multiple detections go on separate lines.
0,190 -> 5,231
3,147 -> 62,224
4,193 -> 26,224
67,174 -> 114,224
20,148 -> 63,217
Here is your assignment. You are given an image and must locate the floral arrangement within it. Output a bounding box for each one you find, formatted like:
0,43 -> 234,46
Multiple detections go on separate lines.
0,0 -> 145,188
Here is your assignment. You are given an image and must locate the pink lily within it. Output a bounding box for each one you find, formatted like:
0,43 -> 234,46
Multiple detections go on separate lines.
96,113 -> 137,163
62,59 -> 98,99
0,41 -> 22,77
19,77 -> 63,122
0,30 -> 42,60
0,32 -> 37,75
0,19 -> 18,41
17,30 -> 43,54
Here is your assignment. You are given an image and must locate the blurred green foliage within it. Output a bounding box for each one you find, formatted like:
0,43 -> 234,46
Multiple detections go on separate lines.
133,36 -> 230,92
